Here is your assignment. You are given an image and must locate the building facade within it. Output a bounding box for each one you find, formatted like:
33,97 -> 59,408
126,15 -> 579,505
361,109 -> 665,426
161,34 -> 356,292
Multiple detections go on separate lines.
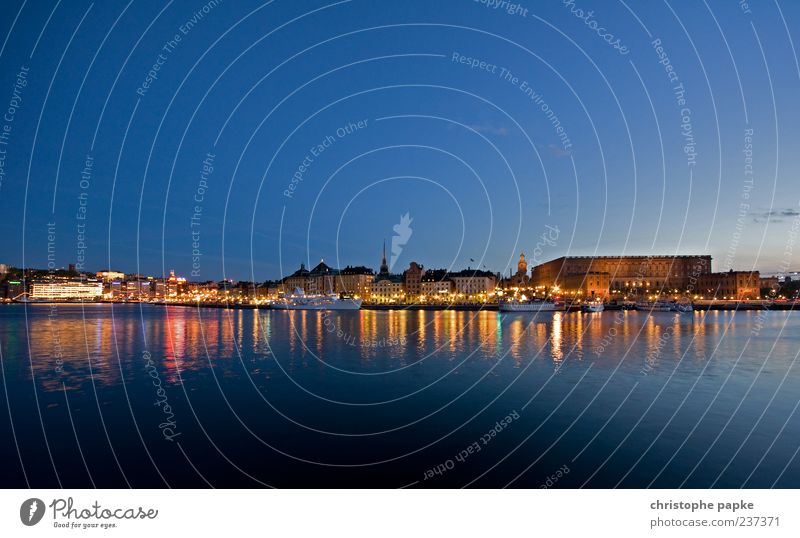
2,279 -> 24,300
698,271 -> 761,299
760,276 -> 780,293
448,269 -> 496,301
336,266 -> 374,297
96,270 -> 125,282
283,263 -> 311,293
560,271 -> 611,299
30,280 -> 103,300
419,269 -> 452,301
420,278 -> 454,299
307,260 -> 337,294
403,261 -> 423,302
369,276 -> 405,303
509,252 -> 530,287
532,255 -> 712,297
369,243 -> 405,303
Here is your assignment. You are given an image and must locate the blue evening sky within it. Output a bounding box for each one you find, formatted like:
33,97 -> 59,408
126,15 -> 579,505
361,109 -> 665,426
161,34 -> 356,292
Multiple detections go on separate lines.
0,0 -> 798,280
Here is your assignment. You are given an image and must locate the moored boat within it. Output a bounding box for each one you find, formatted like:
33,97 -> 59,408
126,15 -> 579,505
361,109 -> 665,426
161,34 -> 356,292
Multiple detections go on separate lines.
499,298 -> 558,312
581,300 -> 605,312
271,288 -> 362,310
636,300 -> 674,312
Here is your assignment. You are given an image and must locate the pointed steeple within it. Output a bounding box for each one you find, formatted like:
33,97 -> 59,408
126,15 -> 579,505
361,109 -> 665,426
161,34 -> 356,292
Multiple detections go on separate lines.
379,239 -> 389,275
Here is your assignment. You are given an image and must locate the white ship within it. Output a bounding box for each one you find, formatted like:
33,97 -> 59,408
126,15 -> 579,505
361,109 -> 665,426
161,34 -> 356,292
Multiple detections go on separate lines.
271,288 -> 362,310
581,300 -> 605,312
499,298 -> 559,312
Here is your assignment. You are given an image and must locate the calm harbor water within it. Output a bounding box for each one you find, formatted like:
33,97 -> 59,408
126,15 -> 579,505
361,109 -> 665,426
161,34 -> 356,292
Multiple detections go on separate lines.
0,304 -> 798,488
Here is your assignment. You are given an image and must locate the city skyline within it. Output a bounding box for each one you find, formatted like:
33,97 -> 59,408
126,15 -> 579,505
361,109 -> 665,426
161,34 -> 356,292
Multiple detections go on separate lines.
0,1 -> 798,280
3,245 -> 799,283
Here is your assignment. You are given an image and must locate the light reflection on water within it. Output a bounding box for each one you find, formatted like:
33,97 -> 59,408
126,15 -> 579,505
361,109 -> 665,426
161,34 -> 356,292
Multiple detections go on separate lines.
2,304 -> 799,488
7,304 -> 786,392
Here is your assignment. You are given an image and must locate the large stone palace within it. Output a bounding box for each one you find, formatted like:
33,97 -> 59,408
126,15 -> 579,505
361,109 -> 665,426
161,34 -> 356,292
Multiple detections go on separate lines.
531,255 -> 709,298
530,255 -> 761,299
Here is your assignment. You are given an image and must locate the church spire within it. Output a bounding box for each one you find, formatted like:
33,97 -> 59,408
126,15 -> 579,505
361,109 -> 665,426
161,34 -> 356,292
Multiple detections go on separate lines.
379,239 -> 389,275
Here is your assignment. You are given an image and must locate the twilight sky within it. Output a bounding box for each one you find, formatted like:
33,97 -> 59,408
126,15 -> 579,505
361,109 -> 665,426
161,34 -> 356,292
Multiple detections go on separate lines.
1,0 -> 799,281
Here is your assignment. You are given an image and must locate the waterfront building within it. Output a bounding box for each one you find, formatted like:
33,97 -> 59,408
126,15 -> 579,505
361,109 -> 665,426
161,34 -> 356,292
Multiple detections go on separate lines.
125,279 -> 152,300
336,266 -> 374,297
263,281 -> 283,299
560,271 -> 611,299
280,260 -> 340,294
532,255 -> 712,297
698,270 -> 761,300
509,252 -> 531,287
109,280 -> 125,298
403,261 -> 423,302
165,270 -> 188,297
420,269 -> 454,301
448,268 -> 497,301
154,280 -> 166,299
760,276 -> 780,293
369,243 -> 404,303
308,260 -> 337,294
231,281 -> 257,300
283,263 -> 311,293
216,279 -> 238,300
167,271 -> 177,297
30,280 -> 103,300
96,270 -> 125,282
186,280 -> 218,300
369,276 -> 405,303
2,280 -> 24,300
